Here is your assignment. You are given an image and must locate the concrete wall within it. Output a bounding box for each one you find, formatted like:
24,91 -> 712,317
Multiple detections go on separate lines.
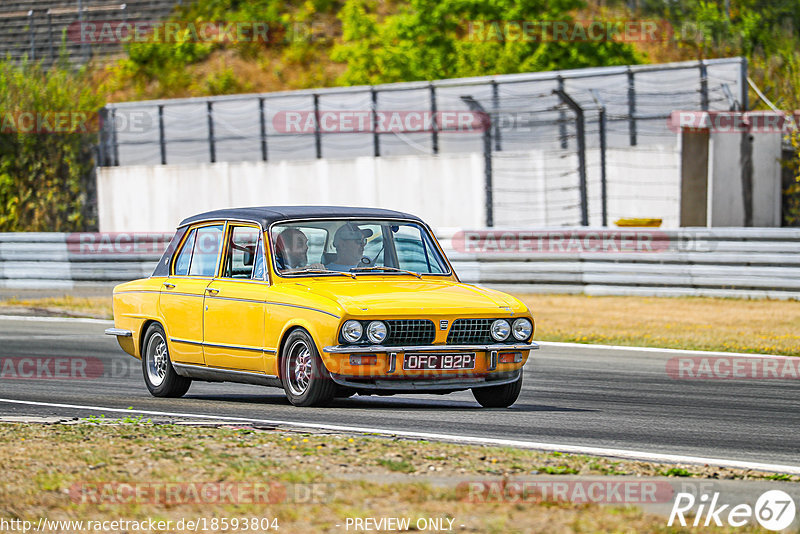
97,135 -> 781,232
707,131 -> 783,227
97,152 -> 487,232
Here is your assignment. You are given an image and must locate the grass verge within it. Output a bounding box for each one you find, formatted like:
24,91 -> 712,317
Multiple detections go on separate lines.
1,293 -> 799,356
519,294 -> 800,356
1,423 -> 787,533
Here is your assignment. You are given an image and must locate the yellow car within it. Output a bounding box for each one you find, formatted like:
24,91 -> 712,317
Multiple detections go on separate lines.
106,206 -> 537,407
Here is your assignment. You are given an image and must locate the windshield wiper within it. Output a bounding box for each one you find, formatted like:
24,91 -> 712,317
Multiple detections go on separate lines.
287,268 -> 356,279
351,266 -> 422,279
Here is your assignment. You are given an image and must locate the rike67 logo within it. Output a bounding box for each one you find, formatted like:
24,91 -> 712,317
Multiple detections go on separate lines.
669,490 -> 796,531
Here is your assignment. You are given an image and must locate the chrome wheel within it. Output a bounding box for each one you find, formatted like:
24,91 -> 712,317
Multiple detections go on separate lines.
285,339 -> 312,396
145,332 -> 168,387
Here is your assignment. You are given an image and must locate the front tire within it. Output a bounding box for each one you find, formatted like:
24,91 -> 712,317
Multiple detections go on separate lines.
281,329 -> 336,407
471,371 -> 523,408
142,323 -> 191,398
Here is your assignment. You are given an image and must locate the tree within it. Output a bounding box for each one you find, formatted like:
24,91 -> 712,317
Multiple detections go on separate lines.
332,0 -> 643,85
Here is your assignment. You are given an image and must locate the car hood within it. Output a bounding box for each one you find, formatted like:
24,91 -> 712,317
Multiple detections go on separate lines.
290,279 -> 526,317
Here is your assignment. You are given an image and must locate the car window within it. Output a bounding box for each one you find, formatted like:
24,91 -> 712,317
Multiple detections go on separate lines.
172,228 -> 196,276
395,224 -> 446,274
222,226 -> 261,280
252,235 -> 266,281
270,220 -> 449,276
188,225 -> 224,277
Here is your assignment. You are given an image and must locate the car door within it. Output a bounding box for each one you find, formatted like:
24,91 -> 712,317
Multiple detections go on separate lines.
159,223 -> 224,365
202,224 -> 269,372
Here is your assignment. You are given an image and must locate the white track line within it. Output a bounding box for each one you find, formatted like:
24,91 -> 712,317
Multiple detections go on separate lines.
0,398 -> 798,475
0,316 -> 790,358
538,341 -> 793,359
0,315 -> 112,325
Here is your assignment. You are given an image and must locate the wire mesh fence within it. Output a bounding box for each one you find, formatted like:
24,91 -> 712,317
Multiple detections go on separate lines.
99,57 -> 746,227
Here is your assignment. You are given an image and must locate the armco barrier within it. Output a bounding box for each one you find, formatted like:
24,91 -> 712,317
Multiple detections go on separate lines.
0,232 -> 171,290
0,228 -> 799,299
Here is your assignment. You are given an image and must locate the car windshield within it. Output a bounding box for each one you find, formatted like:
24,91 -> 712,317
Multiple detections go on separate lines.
270,219 -> 450,276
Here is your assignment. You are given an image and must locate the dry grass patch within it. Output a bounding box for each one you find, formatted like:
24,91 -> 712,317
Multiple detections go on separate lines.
520,294 -> 800,356
0,296 -> 112,319
0,423 -> 781,533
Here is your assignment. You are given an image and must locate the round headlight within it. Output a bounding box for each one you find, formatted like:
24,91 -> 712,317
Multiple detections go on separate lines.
490,319 -> 510,341
512,318 -> 533,341
366,321 -> 388,344
342,320 -> 363,343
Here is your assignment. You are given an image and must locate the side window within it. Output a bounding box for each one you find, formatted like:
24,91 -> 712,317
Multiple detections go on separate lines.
172,228 -> 196,276
222,226 -> 261,279
188,225 -> 224,277
252,235 -> 266,281
394,225 -> 446,274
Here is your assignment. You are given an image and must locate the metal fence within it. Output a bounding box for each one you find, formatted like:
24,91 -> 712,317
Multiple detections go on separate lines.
99,57 -> 746,228
100,57 -> 746,167
0,0 -> 179,67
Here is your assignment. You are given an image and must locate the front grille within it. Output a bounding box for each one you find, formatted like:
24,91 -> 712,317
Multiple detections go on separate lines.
385,320 -> 435,345
446,318 -> 494,344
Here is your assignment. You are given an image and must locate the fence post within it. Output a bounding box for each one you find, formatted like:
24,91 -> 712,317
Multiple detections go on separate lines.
430,84 -> 439,155
110,108 -> 119,166
47,11 -> 54,63
627,67 -> 637,146
491,80 -> 502,151
740,56 -> 749,111
461,96 -> 493,227
557,76 -> 568,149
371,88 -> 380,157
591,89 -> 608,227
97,108 -> 108,167
700,60 -> 709,111
258,97 -> 268,161
554,89 -> 589,226
313,93 -> 322,159
207,101 -> 216,163
28,10 -> 35,61
158,105 -> 166,165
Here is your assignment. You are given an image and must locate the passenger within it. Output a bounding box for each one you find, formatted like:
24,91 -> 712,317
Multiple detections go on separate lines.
325,223 -> 372,272
275,228 -> 324,272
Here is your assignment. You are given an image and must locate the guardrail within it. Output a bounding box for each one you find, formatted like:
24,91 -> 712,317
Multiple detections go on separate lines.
1,228 -> 799,299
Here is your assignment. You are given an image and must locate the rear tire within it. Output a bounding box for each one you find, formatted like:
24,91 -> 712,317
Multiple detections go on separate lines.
142,323 -> 191,398
471,371 -> 523,408
281,329 -> 336,407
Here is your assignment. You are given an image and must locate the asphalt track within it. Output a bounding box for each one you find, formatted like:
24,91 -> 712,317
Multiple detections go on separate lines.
0,317 -> 797,469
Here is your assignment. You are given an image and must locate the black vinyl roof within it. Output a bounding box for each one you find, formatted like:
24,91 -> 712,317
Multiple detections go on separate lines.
178,206 -> 422,228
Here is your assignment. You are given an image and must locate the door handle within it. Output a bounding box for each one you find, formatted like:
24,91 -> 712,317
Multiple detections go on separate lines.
205,288 -> 219,295
163,282 -> 175,289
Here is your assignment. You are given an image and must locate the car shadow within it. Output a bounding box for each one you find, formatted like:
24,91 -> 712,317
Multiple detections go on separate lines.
183,393 -> 596,413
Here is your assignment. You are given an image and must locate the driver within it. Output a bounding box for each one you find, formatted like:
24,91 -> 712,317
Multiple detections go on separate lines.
325,223 -> 372,272
275,228 -> 324,272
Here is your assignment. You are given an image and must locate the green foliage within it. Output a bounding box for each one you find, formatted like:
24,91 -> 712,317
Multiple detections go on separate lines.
660,467 -> 692,477
331,0 -> 643,85
113,0 -> 344,96
0,60 -> 103,231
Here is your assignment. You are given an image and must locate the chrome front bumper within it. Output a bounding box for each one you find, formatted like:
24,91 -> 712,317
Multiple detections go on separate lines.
105,328 -> 132,337
323,342 -> 539,354
330,369 -> 522,392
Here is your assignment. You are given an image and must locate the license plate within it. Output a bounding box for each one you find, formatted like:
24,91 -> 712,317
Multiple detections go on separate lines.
403,353 -> 476,371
